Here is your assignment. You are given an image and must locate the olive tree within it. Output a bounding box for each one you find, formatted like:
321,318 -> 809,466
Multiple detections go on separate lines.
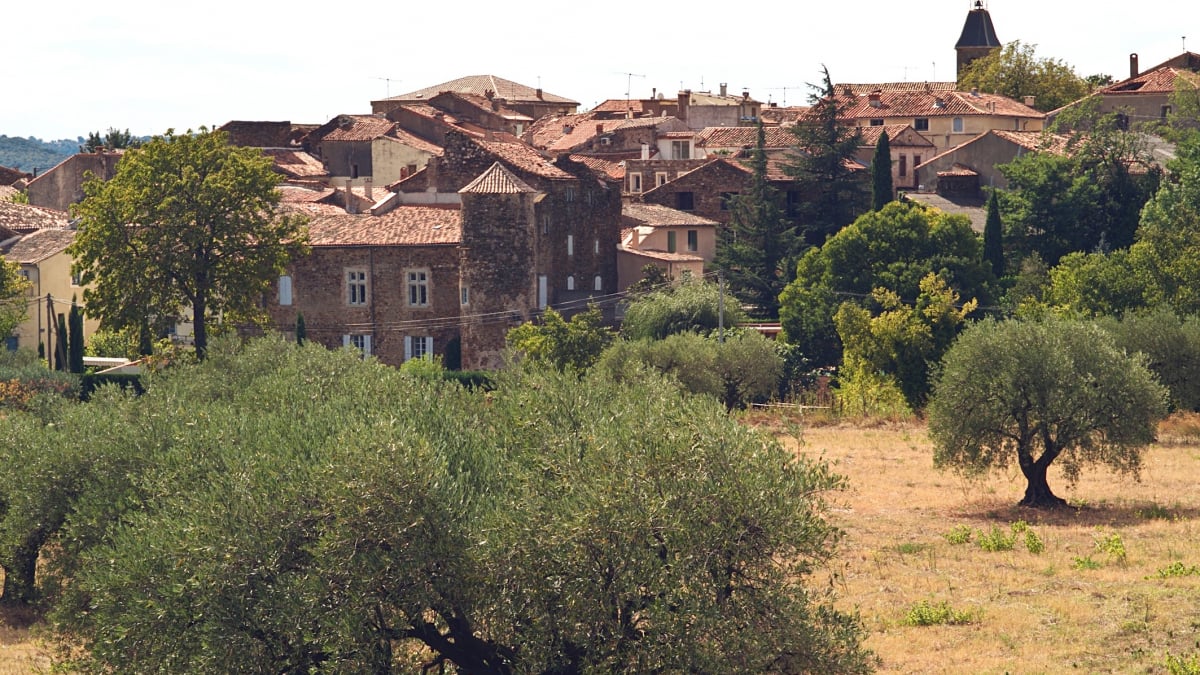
927,317 -> 1167,508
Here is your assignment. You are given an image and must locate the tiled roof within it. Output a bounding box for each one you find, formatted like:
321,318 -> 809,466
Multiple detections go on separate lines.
618,245 -> 704,263
2,227 -> 75,264
836,82 -> 957,96
320,115 -> 396,142
904,193 -> 987,233
695,126 -> 795,148
476,137 -> 573,179
0,186 -> 18,202
856,124 -> 935,147
435,92 -> 534,121
460,162 -> 538,194
0,201 -> 69,230
0,165 -> 31,186
833,89 -> 1044,120
1101,67 -> 1200,95
262,149 -> 328,179
305,206 -> 462,246
384,128 -> 444,155
622,202 -> 717,227
381,75 -> 578,106
759,106 -> 809,125
938,163 -> 979,177
570,155 -> 624,180
218,121 -> 295,148
990,129 -> 1070,154
279,185 -> 336,204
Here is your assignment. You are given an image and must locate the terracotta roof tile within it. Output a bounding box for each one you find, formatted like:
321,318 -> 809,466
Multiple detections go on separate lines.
1101,66 -> 1200,95
622,202 -> 717,227
617,245 -> 704,263
938,163 -> 979,177
570,155 -> 624,180
695,126 -> 795,148
383,128 -> 444,155
759,106 -> 809,125
0,201 -> 69,230
990,129 -> 1070,154
0,165 -> 31,186
434,92 -> 534,121
381,75 -> 578,106
2,227 -> 75,264
830,89 -> 1044,120
262,149 -> 327,179
305,205 -> 462,246
856,124 -> 935,147
836,82 -> 957,95
476,137 -> 573,179
320,115 -> 396,142
460,162 -> 538,194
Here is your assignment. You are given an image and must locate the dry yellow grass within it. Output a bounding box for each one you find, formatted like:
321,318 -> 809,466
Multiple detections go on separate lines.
791,421 -> 1200,675
2,418 -> 1199,673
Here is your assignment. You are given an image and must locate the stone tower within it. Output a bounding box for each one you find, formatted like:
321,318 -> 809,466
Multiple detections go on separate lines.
955,1 -> 1002,84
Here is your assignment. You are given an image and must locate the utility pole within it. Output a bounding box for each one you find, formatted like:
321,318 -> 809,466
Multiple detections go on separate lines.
718,270 -> 725,344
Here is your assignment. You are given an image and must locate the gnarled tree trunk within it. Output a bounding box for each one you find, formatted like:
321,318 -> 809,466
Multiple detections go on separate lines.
1018,459 -> 1068,508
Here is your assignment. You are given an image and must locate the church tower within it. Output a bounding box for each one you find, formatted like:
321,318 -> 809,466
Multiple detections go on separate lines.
956,1 -> 1002,84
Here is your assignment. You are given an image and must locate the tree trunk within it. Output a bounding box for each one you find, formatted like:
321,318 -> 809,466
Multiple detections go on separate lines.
193,295 -> 208,360
1018,460 -> 1068,508
0,543 -> 40,608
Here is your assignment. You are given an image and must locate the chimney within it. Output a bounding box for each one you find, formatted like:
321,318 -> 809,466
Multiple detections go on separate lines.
869,91 -> 882,107
742,90 -> 749,100
596,123 -> 604,135
491,97 -> 502,112
651,87 -> 656,99
1130,53 -> 1140,78
720,82 -> 727,97
843,85 -> 852,96
1024,95 -> 1036,107
536,87 -> 543,100
678,90 -> 691,123
934,96 -> 945,108
344,178 -> 356,214
641,142 -> 650,160
365,177 -> 373,201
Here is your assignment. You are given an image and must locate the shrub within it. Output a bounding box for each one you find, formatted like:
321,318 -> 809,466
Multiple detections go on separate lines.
904,600 -> 975,626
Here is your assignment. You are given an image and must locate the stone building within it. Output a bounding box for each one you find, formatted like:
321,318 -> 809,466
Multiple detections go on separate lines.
25,151 -> 122,212
371,74 -> 578,122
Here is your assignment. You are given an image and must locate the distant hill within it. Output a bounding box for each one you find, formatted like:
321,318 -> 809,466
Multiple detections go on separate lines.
0,135 -> 80,175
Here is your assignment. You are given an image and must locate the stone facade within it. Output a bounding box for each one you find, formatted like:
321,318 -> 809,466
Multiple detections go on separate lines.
26,152 -> 122,212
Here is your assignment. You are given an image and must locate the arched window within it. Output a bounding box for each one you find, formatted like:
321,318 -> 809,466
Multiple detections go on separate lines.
567,275 -> 575,291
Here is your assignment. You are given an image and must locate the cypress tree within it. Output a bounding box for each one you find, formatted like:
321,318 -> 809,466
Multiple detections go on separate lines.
54,313 -> 68,372
69,297 -> 85,373
984,191 -> 1005,278
872,131 -> 893,210
295,313 -> 306,346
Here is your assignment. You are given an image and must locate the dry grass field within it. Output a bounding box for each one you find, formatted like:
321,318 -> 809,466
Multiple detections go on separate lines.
788,415 -> 1200,675
3,416 -> 1200,673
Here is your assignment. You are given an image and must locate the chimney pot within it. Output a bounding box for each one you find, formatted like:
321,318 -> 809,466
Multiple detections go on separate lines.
1024,95 -> 1036,107
719,83 -> 727,97
1130,52 -> 1140,79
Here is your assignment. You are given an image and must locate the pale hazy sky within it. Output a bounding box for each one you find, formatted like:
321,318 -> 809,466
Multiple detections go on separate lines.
4,0 -> 1195,140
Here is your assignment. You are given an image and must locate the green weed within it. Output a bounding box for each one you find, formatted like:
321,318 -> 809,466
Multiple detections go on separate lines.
1150,561 -> 1200,579
904,600 -> 976,626
943,525 -> 973,545
1073,556 -> 1102,570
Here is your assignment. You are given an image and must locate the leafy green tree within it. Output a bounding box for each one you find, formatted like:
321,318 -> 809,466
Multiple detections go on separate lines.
779,200 -> 993,366
786,66 -> 869,245
80,128 -> 141,153
871,131 -> 893,211
1098,306 -> 1200,412
715,121 -> 796,317
621,274 -> 745,340
596,330 -> 783,411
1127,135 -> 1200,314
0,258 -> 30,340
928,317 -> 1167,508
1043,250 -> 1149,316
834,274 -> 976,409
28,335 -> 869,673
983,191 -> 1004,278
69,128 -> 309,359
958,40 -> 1089,112
506,305 -> 613,372
1165,77 -> 1200,142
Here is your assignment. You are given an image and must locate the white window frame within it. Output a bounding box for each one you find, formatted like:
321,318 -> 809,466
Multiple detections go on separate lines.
630,173 -> 643,193
952,117 -> 964,133
406,269 -> 430,307
404,335 -> 433,361
687,230 -> 698,252
567,275 -> 575,291
567,234 -> 574,256
278,275 -> 293,306
346,269 -> 368,306
343,333 -> 372,356
655,171 -> 668,187
594,275 -> 602,291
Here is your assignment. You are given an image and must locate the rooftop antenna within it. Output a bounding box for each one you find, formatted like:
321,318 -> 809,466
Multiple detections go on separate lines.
374,77 -> 400,98
1184,36 -> 1188,52
617,71 -> 645,114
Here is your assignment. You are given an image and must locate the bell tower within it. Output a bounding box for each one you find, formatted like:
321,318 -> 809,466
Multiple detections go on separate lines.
956,1 -> 1002,84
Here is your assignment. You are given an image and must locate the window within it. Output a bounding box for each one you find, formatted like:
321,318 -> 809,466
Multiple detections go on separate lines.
870,119 -> 884,126
567,275 -> 575,290
343,334 -> 372,356
71,271 -> 82,286
406,163 -> 418,176
687,230 -> 698,252
538,275 -> 548,309
952,117 -> 964,133
594,275 -> 602,291
630,173 -> 643,193
914,118 -> 929,132
542,215 -> 550,234
672,140 -> 690,159
404,336 -> 433,361
676,191 -> 694,211
461,285 -> 469,306
899,155 -> 907,177
4,336 -> 16,352
351,163 -> 360,179
914,155 -> 922,169
594,238 -> 600,254
567,234 -> 574,256
278,275 -> 293,306
406,269 -> 429,307
1162,105 -> 1172,120
347,269 -> 368,306
564,187 -> 576,202
655,172 -> 668,187
667,231 -> 677,253
720,192 -> 739,210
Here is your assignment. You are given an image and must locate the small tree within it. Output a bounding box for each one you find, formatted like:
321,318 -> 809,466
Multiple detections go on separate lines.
871,131 -> 893,211
54,313 -> 68,372
983,191 -> 1004,278
68,297 -> 85,373
928,317 -> 1168,508
0,258 -> 31,340
621,275 -> 745,341
506,306 -> 613,372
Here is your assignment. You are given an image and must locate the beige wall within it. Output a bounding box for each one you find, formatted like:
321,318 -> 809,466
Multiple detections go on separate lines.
13,252 -> 100,353
616,250 -> 705,291
634,225 -> 715,262
372,139 -> 437,186
857,115 -> 1044,154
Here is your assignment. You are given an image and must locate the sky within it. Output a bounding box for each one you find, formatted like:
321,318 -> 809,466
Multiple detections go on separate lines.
3,0 -> 1196,141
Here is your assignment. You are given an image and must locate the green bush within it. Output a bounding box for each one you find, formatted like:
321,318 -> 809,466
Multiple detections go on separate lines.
904,600 -> 975,626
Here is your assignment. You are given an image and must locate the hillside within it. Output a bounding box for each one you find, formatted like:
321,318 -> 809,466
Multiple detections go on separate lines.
0,135 -> 79,174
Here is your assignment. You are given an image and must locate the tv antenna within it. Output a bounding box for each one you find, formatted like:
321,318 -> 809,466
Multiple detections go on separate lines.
374,77 -> 401,98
